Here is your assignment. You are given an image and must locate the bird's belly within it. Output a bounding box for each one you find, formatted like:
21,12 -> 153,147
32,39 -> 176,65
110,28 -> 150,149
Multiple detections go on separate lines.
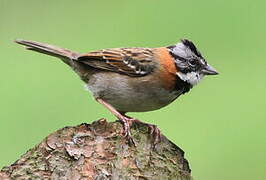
86,72 -> 179,112
104,88 -> 178,112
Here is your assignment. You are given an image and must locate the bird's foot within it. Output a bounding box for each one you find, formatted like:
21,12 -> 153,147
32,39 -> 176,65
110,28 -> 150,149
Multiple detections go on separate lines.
148,123 -> 162,146
117,115 -> 136,146
127,119 -> 162,146
117,116 -> 162,146
95,98 -> 136,145
95,97 -> 161,146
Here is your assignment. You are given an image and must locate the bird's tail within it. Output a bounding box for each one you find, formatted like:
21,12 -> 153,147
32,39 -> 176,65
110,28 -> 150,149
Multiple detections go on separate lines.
15,39 -> 79,66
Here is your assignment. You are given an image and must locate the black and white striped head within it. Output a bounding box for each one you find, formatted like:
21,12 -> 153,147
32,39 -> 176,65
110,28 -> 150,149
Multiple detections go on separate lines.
167,39 -> 218,86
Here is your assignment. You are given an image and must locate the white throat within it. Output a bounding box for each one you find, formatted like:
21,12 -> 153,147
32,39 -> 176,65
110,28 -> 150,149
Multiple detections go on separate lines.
177,72 -> 204,86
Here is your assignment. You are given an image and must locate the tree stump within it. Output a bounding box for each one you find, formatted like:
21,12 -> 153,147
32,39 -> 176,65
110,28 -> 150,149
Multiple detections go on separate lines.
0,119 -> 192,180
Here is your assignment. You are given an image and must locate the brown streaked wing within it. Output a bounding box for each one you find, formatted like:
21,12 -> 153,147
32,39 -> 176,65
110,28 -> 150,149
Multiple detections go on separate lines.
77,48 -> 157,76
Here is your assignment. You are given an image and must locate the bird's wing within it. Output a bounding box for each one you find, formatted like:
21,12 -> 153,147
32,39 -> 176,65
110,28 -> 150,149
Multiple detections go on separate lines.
77,48 -> 157,76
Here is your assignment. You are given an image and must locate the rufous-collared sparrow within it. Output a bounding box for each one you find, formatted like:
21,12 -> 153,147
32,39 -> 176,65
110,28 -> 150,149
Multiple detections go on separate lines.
15,39 -> 218,144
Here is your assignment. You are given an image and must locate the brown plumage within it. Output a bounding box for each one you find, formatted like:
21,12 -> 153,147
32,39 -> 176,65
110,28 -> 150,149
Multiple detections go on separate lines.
78,48 -> 157,76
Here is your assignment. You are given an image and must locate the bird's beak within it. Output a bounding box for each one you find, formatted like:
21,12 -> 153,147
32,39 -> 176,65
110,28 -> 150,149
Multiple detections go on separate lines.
201,64 -> 219,75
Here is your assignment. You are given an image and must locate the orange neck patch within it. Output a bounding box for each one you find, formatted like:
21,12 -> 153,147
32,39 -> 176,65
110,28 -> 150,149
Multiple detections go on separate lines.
155,47 -> 178,91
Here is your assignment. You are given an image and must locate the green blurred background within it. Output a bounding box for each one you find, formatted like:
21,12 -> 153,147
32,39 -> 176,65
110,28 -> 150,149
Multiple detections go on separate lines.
1,0 -> 265,179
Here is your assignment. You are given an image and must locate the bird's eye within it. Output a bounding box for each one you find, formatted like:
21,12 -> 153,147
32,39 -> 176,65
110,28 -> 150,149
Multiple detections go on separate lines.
189,59 -> 197,66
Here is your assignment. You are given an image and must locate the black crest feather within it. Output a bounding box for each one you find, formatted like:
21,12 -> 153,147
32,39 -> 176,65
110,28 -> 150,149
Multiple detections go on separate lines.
181,39 -> 202,58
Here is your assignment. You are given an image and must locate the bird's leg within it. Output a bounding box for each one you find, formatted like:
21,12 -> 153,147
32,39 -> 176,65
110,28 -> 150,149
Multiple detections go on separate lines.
95,98 -> 135,145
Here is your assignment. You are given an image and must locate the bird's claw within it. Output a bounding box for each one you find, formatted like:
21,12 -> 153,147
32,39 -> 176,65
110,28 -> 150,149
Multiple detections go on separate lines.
148,124 -> 162,146
118,117 -> 136,146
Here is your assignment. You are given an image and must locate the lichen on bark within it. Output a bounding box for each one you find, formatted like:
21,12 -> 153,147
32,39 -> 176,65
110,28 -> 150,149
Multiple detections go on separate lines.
0,119 -> 192,180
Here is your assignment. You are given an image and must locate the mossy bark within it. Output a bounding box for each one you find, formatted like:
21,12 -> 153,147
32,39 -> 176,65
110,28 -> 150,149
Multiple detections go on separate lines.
0,119 -> 192,180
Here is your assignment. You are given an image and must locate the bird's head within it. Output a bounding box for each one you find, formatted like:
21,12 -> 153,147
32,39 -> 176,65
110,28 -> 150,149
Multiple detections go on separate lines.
168,39 -> 218,86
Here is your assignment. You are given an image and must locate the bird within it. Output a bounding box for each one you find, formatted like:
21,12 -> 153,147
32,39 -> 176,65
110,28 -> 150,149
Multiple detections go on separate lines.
15,38 -> 218,144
